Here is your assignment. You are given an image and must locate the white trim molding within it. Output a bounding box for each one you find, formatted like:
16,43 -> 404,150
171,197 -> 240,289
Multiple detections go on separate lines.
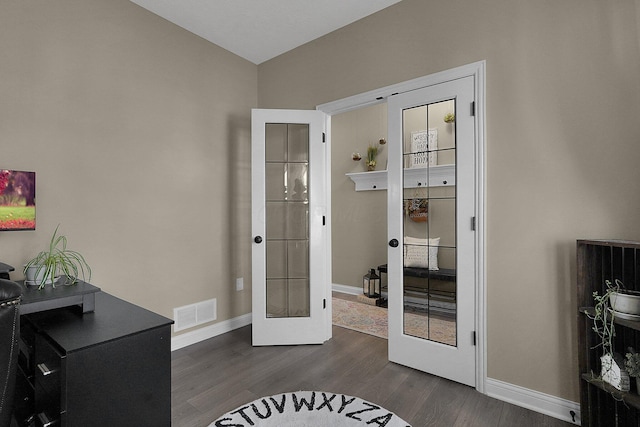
332,283 -> 361,295
486,378 -> 580,425
171,313 -> 252,352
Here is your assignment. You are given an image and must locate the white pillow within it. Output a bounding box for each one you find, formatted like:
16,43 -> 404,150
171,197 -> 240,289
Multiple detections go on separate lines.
403,237 -> 440,270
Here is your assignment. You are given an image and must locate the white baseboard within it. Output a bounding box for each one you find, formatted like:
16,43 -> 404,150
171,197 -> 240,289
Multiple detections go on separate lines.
171,313 -> 252,351
485,378 -> 580,424
332,283 -> 361,295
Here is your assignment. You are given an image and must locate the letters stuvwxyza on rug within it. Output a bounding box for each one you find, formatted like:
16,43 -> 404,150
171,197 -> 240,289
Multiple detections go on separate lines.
211,391 -> 411,427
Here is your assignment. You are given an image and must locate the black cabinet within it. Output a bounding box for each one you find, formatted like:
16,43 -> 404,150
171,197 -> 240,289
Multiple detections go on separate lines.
577,239 -> 640,426
14,292 -> 173,426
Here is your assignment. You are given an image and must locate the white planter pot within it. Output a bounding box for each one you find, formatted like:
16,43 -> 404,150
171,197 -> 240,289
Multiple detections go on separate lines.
24,265 -> 55,287
611,291 -> 640,315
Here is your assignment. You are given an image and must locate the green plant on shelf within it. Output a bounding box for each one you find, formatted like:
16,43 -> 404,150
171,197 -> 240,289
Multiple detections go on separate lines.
366,144 -> 379,171
23,225 -> 91,289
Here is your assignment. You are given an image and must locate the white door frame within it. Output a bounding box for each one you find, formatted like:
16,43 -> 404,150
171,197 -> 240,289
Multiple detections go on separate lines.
317,61 -> 486,392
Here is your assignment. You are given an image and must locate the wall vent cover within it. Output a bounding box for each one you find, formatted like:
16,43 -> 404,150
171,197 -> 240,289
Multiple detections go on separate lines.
173,298 -> 217,332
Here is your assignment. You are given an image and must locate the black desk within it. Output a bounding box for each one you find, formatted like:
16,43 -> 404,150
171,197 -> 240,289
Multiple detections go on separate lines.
14,291 -> 173,426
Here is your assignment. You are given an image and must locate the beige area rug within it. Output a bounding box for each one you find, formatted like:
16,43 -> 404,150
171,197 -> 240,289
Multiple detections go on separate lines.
332,297 -> 456,346
210,391 -> 411,426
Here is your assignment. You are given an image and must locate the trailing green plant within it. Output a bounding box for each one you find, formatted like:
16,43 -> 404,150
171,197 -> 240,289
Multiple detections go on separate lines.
23,225 -> 91,289
588,280 -> 620,358
586,280 -> 637,399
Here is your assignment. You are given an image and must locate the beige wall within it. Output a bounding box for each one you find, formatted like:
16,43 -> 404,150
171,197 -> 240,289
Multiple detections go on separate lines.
332,104 -> 388,288
258,0 -> 640,402
2,0 -> 639,407
0,0 -> 257,327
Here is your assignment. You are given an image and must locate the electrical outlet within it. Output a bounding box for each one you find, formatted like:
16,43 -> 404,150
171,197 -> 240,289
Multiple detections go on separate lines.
236,277 -> 243,291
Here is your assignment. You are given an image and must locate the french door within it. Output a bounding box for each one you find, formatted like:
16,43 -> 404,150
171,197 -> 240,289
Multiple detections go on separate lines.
387,76 -> 477,386
251,109 -> 331,346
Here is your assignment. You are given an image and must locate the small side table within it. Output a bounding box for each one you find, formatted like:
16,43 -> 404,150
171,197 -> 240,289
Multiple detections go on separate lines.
18,279 -> 101,315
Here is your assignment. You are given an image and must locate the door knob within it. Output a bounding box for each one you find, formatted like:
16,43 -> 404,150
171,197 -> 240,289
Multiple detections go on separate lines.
254,236 -> 263,244
389,239 -> 399,247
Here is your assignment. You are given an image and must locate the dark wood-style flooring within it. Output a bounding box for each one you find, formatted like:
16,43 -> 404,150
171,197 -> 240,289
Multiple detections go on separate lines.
171,324 -> 572,426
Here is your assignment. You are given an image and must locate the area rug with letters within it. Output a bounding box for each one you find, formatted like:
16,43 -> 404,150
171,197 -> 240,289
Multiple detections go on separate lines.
210,391 -> 411,426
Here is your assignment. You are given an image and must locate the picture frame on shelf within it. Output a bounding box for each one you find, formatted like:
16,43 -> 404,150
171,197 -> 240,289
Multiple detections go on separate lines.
409,129 -> 437,168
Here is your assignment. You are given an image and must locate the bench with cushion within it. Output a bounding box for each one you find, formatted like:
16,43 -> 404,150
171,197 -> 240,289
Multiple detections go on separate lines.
377,264 -> 456,313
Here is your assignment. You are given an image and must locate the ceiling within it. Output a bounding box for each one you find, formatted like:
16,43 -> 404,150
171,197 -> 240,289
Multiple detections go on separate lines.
129,0 -> 402,64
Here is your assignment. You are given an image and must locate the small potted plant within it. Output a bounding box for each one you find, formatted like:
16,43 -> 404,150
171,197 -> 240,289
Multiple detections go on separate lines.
444,112 -> 455,123
609,278 -> 640,316
366,144 -> 379,171
23,225 -> 91,289
625,349 -> 640,394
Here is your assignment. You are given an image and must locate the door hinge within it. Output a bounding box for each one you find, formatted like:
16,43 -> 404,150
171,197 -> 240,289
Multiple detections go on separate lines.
470,101 -> 476,116
472,331 -> 476,346
322,215 -> 326,226
322,132 -> 326,143
323,298 -> 326,309
471,216 -> 476,231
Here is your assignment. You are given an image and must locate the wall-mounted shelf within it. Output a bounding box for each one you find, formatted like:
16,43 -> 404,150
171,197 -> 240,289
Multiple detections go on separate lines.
346,164 -> 455,191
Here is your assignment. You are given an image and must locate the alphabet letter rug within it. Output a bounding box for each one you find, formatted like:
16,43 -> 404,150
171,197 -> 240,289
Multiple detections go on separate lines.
210,391 -> 411,427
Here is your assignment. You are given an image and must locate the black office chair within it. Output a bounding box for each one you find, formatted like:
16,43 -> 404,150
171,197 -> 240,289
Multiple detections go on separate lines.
0,279 -> 21,427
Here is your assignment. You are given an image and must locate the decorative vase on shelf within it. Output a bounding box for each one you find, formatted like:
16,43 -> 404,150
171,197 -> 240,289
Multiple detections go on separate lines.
367,161 -> 376,171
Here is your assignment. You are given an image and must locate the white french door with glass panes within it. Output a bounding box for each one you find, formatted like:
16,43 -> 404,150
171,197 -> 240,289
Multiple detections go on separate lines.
251,109 -> 331,346
387,76 -> 477,386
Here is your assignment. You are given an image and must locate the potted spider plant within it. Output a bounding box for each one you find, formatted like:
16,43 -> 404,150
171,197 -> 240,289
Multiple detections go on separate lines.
23,225 -> 91,289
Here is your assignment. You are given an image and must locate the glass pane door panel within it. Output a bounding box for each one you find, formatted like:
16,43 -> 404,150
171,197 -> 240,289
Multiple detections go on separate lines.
266,240 -> 287,278
266,279 -> 287,317
265,124 -> 287,162
265,203 -> 309,240
288,240 -> 309,278
402,99 -> 457,346
287,164 -> 308,201
265,241 -> 309,278
265,164 -> 309,202
288,279 -> 310,317
427,198 -> 456,248
265,123 -> 310,318
266,279 -> 310,318
435,147 -> 456,168
266,163 -> 287,200
287,124 -> 310,162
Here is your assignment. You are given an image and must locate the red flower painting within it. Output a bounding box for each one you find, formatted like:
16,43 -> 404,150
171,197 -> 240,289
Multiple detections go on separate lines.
0,170 -> 36,230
